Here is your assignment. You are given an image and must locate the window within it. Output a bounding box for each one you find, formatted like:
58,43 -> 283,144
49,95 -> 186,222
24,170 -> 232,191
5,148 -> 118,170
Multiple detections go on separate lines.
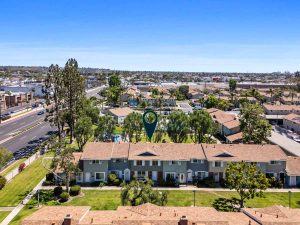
76,172 -> 83,182
214,161 -> 222,167
192,159 -> 198,163
196,171 -> 206,180
165,172 -> 176,180
92,160 -> 101,164
137,171 -> 146,179
136,160 -> 143,166
152,160 -> 159,166
169,161 -> 177,165
270,161 -> 281,165
95,172 -> 105,181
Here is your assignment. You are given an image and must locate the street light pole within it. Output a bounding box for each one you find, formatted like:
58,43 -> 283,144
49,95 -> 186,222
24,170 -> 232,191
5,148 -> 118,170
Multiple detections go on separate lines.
193,190 -> 196,207
288,191 -> 291,208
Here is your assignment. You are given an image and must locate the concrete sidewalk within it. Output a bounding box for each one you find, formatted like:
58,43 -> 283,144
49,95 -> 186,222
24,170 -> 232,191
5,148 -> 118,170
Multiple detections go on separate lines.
0,178 -> 45,225
40,185 -> 300,192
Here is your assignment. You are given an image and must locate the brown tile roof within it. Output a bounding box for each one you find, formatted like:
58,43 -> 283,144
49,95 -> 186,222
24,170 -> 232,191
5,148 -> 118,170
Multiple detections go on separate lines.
244,205 -> 300,224
81,142 -> 206,161
202,144 -> 287,162
22,206 -> 90,225
108,107 -> 134,117
81,142 -> 115,160
22,204 -> 261,225
128,143 -> 206,161
285,156 -> 300,176
223,119 -> 240,129
283,113 -> 300,125
225,132 -> 243,142
209,110 -> 236,124
263,104 -> 300,112
81,142 -> 289,163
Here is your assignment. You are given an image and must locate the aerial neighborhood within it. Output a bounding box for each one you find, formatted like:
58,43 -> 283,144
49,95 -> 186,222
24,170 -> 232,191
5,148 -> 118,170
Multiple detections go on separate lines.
1,1 -> 300,224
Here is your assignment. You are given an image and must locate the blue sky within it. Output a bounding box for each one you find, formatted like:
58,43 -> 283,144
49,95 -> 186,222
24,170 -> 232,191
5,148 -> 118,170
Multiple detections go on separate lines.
1,0 -> 300,72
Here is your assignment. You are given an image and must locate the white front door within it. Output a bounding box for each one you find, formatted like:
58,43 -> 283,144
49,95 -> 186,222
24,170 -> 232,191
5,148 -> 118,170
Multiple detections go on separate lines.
290,176 -> 296,186
85,172 -> 91,182
187,171 -> 193,182
152,171 -> 158,181
179,173 -> 186,183
214,173 -> 220,182
124,169 -> 130,181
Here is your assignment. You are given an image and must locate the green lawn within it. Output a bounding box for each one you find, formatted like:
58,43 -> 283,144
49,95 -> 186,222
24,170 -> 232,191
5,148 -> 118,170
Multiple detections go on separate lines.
0,157 -> 47,207
0,211 -> 10,223
64,190 -> 300,209
8,190 -> 300,225
9,207 -> 38,225
0,158 -> 27,177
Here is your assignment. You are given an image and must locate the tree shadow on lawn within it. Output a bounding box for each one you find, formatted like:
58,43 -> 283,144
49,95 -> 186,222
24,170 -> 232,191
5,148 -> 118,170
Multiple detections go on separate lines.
212,197 -> 240,212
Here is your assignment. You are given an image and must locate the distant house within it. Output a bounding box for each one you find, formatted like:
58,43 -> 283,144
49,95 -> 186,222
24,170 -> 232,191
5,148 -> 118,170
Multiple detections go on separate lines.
207,108 -> 241,142
285,156 -> 300,187
107,107 -> 134,123
263,104 -> 300,115
283,114 -> 300,134
141,94 -> 176,107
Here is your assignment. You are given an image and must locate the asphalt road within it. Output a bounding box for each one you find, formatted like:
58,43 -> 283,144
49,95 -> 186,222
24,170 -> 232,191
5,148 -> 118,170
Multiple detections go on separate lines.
0,87 -> 102,153
1,102 -> 33,115
85,86 -> 106,98
0,109 -> 45,142
1,122 -> 55,153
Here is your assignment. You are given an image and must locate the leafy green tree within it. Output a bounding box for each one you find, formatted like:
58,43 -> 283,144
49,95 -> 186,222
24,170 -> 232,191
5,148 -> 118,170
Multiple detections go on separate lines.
63,59 -> 85,142
167,111 -> 189,143
121,178 -> 168,206
239,104 -> 271,144
229,79 -> 237,92
77,97 -> 100,124
44,64 -> 66,140
52,145 -> 78,192
189,110 -> 216,143
139,100 -> 148,109
151,88 -> 159,96
178,85 -> 189,99
205,95 -> 219,108
109,74 -> 121,87
154,116 -> 167,143
123,112 -> 143,142
74,116 -> 93,151
217,99 -> 232,111
0,147 -> 13,168
225,162 -> 269,209
94,115 -> 116,141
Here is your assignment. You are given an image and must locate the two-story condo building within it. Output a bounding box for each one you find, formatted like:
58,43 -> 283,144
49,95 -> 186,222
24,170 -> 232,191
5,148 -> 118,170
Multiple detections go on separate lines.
71,142 -> 296,186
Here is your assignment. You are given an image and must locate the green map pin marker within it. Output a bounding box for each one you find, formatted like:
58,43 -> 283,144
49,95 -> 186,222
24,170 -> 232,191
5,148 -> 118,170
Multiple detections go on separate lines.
143,110 -> 158,142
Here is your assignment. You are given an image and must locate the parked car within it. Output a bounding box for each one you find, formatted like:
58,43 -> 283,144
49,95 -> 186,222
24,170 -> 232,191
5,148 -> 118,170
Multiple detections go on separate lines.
37,110 -> 45,115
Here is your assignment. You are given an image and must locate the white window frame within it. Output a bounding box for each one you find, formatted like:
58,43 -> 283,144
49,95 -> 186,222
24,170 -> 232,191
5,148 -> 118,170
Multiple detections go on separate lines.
165,172 -> 176,180
195,171 -> 207,180
191,159 -> 198,163
95,172 -> 105,181
136,160 -> 143,166
137,171 -> 146,179
269,160 -> 282,165
76,172 -> 83,183
92,160 -> 101,164
214,161 -> 222,167
152,160 -> 159,166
